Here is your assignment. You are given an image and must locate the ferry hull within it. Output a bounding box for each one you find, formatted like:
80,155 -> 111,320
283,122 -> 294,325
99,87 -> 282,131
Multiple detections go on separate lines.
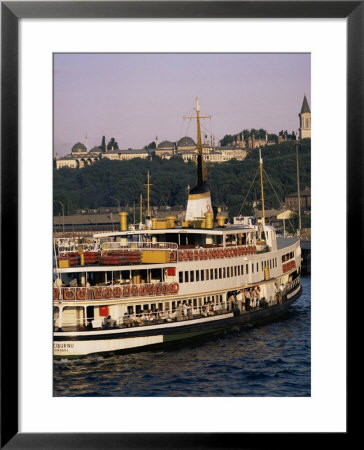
54,285 -> 301,358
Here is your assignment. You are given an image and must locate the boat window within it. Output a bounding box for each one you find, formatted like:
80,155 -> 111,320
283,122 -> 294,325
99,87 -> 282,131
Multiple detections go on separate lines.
136,305 -> 141,314
252,264 -> 254,273
151,304 -> 156,312
234,266 -> 237,277
158,303 -> 163,310
196,270 -> 200,282
246,264 -> 249,274
201,270 -> 204,281
193,299 -> 197,307
206,269 -> 209,281
226,267 -> 229,278
257,263 -> 259,272
179,272 -> 183,283
211,269 -> 214,279
215,268 -> 218,279
190,271 -> 194,282
219,268 -> 222,279
165,302 -> 170,311
172,301 -> 176,310
238,265 -> 241,276
185,271 -> 189,282
127,306 -> 134,314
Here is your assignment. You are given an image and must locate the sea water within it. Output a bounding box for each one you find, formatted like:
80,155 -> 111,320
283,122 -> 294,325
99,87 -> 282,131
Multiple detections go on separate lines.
53,276 -> 311,397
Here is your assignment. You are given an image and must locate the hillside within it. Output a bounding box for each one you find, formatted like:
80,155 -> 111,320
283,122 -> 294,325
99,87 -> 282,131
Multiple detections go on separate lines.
54,139 -> 311,219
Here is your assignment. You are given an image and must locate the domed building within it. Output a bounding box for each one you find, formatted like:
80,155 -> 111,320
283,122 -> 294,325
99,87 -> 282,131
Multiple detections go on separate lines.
177,136 -> 196,151
155,140 -> 175,156
71,142 -> 87,155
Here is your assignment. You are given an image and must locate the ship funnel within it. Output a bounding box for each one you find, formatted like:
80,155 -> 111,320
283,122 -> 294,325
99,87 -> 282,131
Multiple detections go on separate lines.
118,212 -> 128,231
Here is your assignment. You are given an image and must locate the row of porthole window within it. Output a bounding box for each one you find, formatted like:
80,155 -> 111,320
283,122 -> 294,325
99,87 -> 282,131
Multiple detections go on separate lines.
179,258 -> 279,284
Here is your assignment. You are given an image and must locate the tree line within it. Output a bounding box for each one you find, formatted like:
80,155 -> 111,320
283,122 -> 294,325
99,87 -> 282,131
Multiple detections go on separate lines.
54,139 -> 311,220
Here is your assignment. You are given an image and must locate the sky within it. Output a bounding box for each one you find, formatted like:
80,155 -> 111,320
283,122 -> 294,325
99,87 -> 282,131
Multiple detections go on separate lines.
54,53 -> 310,157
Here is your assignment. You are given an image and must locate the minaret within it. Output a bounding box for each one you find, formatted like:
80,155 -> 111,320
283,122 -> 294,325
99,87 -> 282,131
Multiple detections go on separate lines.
298,95 -> 311,139
184,98 -> 213,221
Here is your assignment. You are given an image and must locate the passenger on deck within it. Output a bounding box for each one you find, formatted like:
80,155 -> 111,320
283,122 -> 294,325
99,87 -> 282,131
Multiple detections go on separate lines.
177,303 -> 183,320
123,312 -> 132,327
103,315 -> 116,329
54,277 -> 63,288
228,294 -> 236,311
187,302 -> 193,319
183,302 -> 188,317
208,302 -> 215,316
245,289 -> 251,311
69,278 -> 78,287
236,290 -> 243,312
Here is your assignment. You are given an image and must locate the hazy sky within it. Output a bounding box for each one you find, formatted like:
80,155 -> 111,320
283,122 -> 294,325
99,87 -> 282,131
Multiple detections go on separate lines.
54,53 -> 310,156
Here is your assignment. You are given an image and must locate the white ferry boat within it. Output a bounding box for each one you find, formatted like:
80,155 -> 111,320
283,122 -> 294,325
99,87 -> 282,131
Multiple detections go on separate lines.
53,100 -> 302,358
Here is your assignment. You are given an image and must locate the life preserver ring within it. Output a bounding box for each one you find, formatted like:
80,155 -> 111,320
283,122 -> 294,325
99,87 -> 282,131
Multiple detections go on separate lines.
76,288 -> 87,300
161,284 -> 168,295
94,287 -> 103,299
146,284 -> 154,295
131,285 -> 139,296
113,286 -> 122,298
173,282 -> 179,294
154,284 -> 161,295
123,286 -> 131,297
170,251 -> 177,262
104,287 -> 113,299
168,283 -> 174,294
63,289 -> 75,301
53,288 -> 59,301
139,285 -> 147,296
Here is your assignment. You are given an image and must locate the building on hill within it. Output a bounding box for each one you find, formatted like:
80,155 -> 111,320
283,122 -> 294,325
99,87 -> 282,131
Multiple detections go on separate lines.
285,187 -> 311,211
55,140 -> 152,169
299,95 -> 311,140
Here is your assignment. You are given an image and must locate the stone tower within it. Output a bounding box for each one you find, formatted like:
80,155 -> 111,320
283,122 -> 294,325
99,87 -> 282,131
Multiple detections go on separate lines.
299,95 -> 311,139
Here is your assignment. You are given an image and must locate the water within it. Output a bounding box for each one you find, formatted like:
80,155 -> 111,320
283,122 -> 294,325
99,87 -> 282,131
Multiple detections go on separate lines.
53,276 -> 310,397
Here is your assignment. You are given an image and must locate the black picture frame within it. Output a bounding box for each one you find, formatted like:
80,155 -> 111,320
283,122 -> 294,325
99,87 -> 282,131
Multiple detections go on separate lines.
1,1 -> 358,448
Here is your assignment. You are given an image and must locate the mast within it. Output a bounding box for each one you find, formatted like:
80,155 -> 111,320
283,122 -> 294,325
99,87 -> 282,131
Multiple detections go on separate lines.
184,98 -> 211,185
259,148 -> 265,226
139,194 -> 143,224
295,142 -> 302,236
184,99 -> 213,221
145,171 -> 152,218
